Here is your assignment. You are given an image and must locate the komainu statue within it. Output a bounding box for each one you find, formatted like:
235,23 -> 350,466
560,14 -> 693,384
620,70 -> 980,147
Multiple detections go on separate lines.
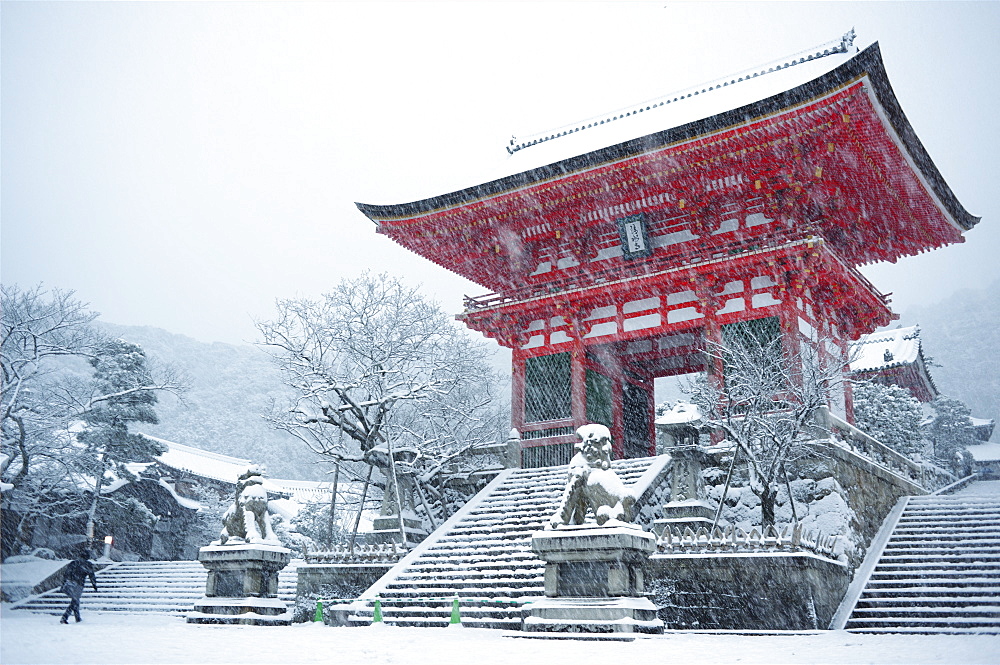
217,467 -> 280,545
548,424 -> 635,529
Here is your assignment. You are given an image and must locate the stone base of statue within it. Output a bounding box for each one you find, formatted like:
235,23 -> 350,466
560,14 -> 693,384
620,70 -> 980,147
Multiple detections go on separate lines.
524,523 -> 663,634
371,513 -> 428,545
187,543 -> 292,625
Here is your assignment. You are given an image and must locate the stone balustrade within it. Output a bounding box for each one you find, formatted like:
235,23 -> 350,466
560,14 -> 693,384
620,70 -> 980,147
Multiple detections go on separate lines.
304,543 -> 405,565
657,522 -> 838,559
813,406 -> 955,491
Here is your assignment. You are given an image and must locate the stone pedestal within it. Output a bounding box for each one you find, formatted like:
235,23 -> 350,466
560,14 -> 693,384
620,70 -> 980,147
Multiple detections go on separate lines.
369,445 -> 429,546
525,524 -> 663,634
654,445 -> 715,535
371,512 -> 428,545
188,543 -> 292,625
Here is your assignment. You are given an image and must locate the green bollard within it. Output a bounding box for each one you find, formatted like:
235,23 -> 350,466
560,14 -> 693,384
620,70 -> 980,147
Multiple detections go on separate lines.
313,600 -> 323,623
372,597 -> 383,623
449,595 -> 461,625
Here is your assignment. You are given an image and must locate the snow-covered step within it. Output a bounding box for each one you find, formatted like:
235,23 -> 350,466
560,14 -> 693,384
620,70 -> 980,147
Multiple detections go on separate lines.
861,586 -> 1000,597
870,568 -> 1000,578
846,616 -> 1000,629
892,524 -> 1000,532
11,559 -> 301,617
857,596 -> 1000,607
348,455 -> 670,629
883,539 -> 1000,548
865,577 -> 1000,589
845,482 -> 1000,635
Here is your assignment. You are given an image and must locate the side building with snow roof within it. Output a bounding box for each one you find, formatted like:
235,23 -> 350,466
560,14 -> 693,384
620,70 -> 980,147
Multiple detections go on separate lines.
849,325 -> 938,403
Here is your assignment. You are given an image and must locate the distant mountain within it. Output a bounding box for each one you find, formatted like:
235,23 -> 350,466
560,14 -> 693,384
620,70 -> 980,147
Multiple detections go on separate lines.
898,278 -> 1000,442
96,323 -> 329,481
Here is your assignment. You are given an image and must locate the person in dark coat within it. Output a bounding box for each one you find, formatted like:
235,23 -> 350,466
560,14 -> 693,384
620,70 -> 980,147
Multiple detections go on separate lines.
60,550 -> 98,623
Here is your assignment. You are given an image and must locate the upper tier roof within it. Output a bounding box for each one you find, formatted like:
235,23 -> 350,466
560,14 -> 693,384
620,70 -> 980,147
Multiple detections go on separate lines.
357,43 -> 979,295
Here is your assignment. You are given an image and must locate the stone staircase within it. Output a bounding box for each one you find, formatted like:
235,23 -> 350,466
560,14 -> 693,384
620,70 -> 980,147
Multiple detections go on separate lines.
11,559 -> 300,617
347,455 -> 671,629
844,487 -> 1000,634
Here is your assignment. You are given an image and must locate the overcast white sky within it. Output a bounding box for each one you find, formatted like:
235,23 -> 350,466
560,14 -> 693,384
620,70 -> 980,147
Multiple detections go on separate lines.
3,2 -> 998,347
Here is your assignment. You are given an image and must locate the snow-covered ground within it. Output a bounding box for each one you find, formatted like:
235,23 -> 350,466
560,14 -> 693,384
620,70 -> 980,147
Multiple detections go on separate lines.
2,608 -> 999,665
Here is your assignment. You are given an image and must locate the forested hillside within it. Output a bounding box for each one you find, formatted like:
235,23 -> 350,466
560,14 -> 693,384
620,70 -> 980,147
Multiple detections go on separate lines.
899,278 -> 1000,441
96,323 -> 329,480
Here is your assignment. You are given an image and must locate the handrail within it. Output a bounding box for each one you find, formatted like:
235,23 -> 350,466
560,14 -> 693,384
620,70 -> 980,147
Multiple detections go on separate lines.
930,473 -> 978,496
304,543 -> 405,565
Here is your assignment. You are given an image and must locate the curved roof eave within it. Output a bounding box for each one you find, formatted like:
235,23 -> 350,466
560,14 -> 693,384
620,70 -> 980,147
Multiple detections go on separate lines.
357,42 -> 979,232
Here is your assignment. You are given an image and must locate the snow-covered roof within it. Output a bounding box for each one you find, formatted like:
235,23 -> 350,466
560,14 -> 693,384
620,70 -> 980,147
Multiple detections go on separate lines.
141,434 -> 335,503
158,478 -> 202,510
145,434 -> 256,485
359,40 -> 978,237
655,402 -> 703,426
267,497 -> 300,522
363,40 -> 858,208
967,442 -> 1000,463
264,478 -> 334,504
849,326 -> 923,373
495,38 -> 857,182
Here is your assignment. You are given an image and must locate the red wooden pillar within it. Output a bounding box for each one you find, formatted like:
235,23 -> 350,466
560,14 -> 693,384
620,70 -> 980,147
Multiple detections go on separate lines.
700,284 -> 724,394
570,341 -> 587,431
699,280 -> 725,446
510,348 -> 527,433
778,275 -> 802,384
838,336 -> 855,424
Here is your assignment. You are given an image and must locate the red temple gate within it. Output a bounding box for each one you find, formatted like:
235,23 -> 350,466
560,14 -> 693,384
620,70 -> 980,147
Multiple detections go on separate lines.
357,44 -> 979,467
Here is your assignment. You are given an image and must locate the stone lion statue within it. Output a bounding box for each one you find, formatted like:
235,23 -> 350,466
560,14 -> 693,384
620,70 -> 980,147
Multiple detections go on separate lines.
548,424 -> 635,529
217,467 -> 280,545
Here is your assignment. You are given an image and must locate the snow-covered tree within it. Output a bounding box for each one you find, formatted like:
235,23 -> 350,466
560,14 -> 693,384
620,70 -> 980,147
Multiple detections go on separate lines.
689,319 -> 848,528
257,273 -> 506,530
1,285 -> 101,488
75,339 -> 179,539
925,395 -> 978,475
851,381 -> 923,456
1,284 -> 184,554
290,502 -> 349,549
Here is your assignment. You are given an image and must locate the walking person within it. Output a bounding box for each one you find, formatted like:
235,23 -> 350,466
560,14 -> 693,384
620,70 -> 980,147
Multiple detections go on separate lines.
60,549 -> 98,623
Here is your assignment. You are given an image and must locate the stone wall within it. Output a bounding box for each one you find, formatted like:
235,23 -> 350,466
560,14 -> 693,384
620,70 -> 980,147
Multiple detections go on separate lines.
648,552 -> 849,630
707,440 -> 926,570
790,440 -> 924,568
643,439 -> 928,630
296,563 -> 394,599
294,563 -> 394,622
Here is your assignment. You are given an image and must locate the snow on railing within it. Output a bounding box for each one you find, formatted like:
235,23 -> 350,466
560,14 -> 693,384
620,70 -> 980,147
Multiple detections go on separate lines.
813,406 -> 954,491
304,543 -> 405,565
656,523 -> 838,559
